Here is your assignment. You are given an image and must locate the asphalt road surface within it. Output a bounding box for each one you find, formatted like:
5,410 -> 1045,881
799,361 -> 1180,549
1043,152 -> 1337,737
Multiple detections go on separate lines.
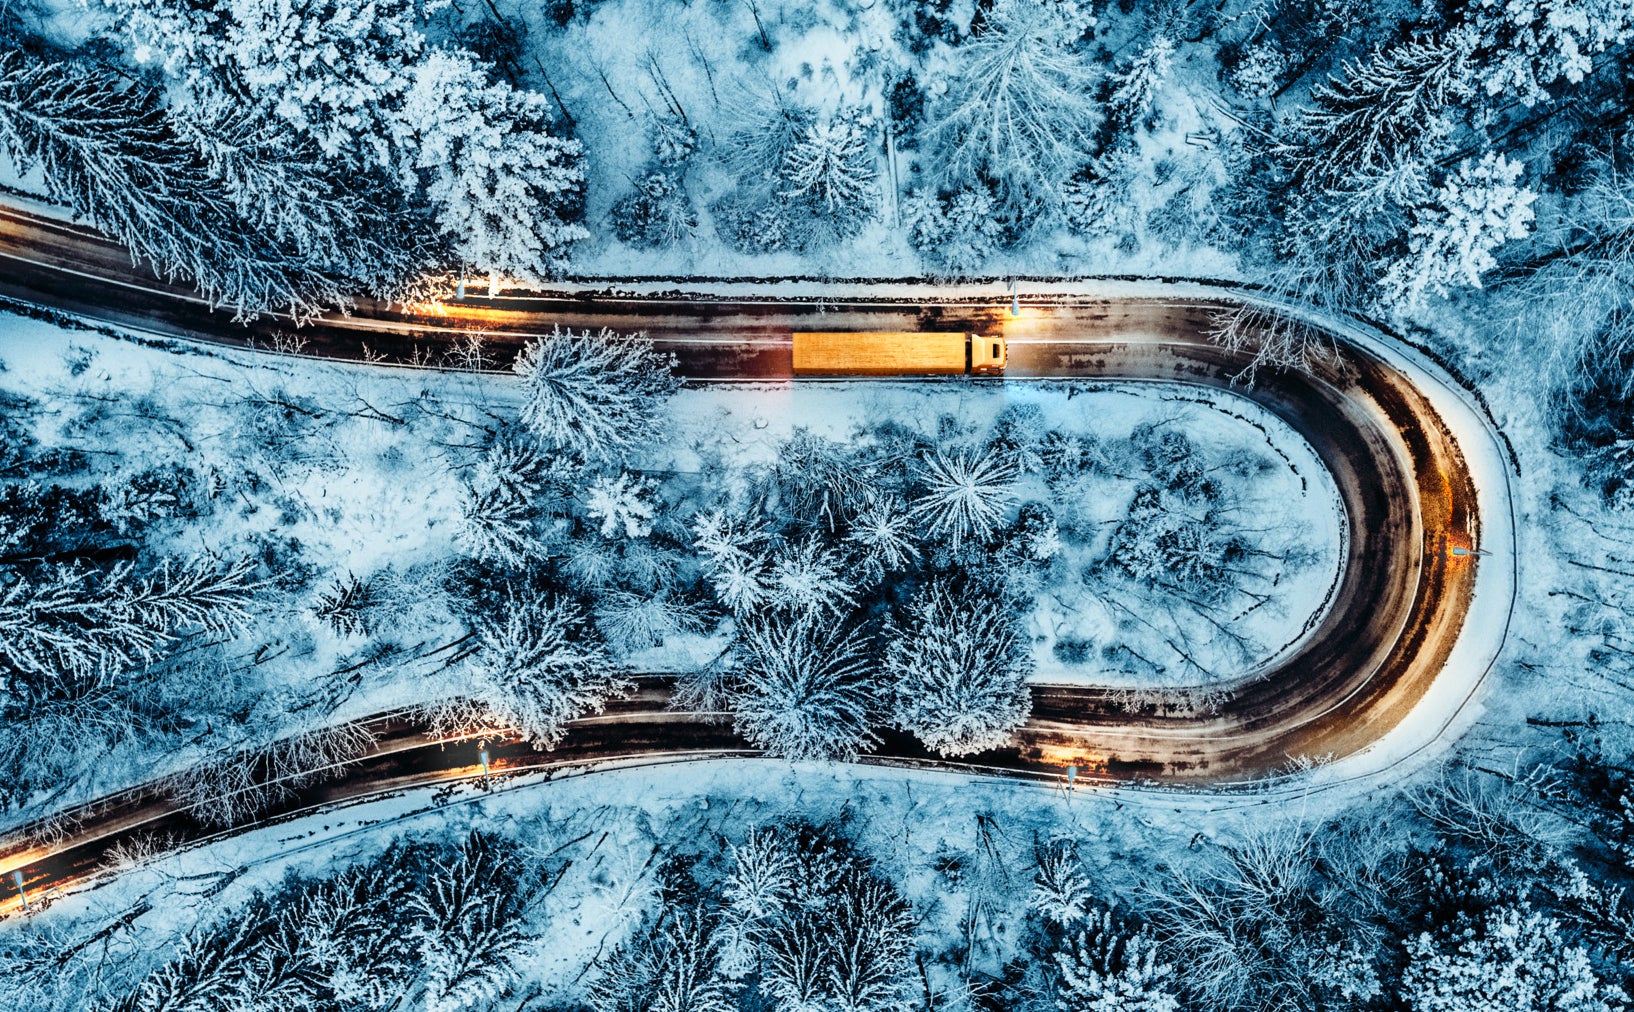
0,204 -> 1486,918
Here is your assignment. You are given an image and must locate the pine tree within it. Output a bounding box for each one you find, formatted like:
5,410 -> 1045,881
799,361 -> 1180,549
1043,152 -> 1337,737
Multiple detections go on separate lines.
411,833 -> 530,1012
611,171 -> 697,248
779,114 -> 877,227
585,472 -> 658,540
588,909 -> 734,1012
460,591 -> 632,749
904,185 -> 1007,273
1381,153 -> 1537,309
0,52 -> 352,322
513,327 -> 680,462
1055,912 -> 1179,1012
1463,0 -> 1634,106
728,615 -> 879,761
846,495 -> 920,579
1031,838 -> 1093,927
310,570 -> 378,637
824,874 -> 915,1012
885,580 -> 1033,757
0,555 -> 256,694
723,826 -> 796,923
766,539 -> 856,617
1105,37 -> 1175,133
454,470 -> 537,568
911,447 -> 1018,549
399,49 -> 588,281
596,590 -> 707,653
1292,35 -> 1475,191
931,0 -> 1098,196
1402,905 -> 1623,1012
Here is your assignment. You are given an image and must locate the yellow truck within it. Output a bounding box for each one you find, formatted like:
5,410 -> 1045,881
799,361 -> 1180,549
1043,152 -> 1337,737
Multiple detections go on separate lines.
792,332 -> 1007,376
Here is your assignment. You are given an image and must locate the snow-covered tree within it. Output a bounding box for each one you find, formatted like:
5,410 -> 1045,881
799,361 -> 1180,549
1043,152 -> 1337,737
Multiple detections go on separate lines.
585,473 -> 657,539
691,508 -> 770,569
513,327 -> 680,461
596,590 -> 706,653
903,185 -> 1007,273
766,538 -> 856,617
0,555 -> 256,694
0,52 -> 352,322
885,580 -> 1033,757
100,0 -> 586,282
846,495 -> 920,579
692,508 -> 775,613
728,615 -> 879,761
706,554 -> 773,615
410,833 -> 530,1012
1463,0 -> 1634,106
931,0 -> 1098,197
452,591 -> 632,749
822,874 -> 916,1012
911,447 -> 1018,549
1055,913 -> 1179,1012
399,49 -> 587,281
724,826 -> 796,924
310,571 -> 379,638
1381,153 -> 1537,309
780,114 -> 877,226
1293,35 -> 1475,190
768,430 -> 875,533
588,908 -> 733,1012
611,171 -> 696,248
1402,905 -> 1624,1012
454,471 -> 536,567
1031,838 -> 1094,927
1105,37 -> 1175,133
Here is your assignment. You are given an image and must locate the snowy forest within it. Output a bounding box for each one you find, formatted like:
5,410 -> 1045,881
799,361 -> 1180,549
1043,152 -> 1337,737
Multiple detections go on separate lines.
3,0 -> 1634,1009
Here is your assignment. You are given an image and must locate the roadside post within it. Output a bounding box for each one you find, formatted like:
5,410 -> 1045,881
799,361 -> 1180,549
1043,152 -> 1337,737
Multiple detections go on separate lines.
12,870 -> 28,914
478,744 -> 491,791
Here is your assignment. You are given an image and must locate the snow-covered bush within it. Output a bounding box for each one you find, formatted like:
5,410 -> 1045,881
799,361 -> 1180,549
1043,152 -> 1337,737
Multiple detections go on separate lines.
1226,42 -> 1288,99
1381,153 -> 1537,309
1107,486 -> 1244,601
885,579 -> 1033,757
610,171 -> 697,248
513,327 -> 680,461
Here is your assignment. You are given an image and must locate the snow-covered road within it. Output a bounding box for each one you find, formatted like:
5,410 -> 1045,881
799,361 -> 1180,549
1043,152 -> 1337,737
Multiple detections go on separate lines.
0,205 -> 1515,917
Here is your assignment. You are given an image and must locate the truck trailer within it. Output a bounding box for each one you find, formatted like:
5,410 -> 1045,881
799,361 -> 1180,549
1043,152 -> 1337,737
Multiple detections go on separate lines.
791,332 -> 1007,376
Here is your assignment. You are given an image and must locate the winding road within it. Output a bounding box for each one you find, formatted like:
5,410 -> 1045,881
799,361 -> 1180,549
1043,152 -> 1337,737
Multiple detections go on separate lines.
0,202 -> 1515,918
